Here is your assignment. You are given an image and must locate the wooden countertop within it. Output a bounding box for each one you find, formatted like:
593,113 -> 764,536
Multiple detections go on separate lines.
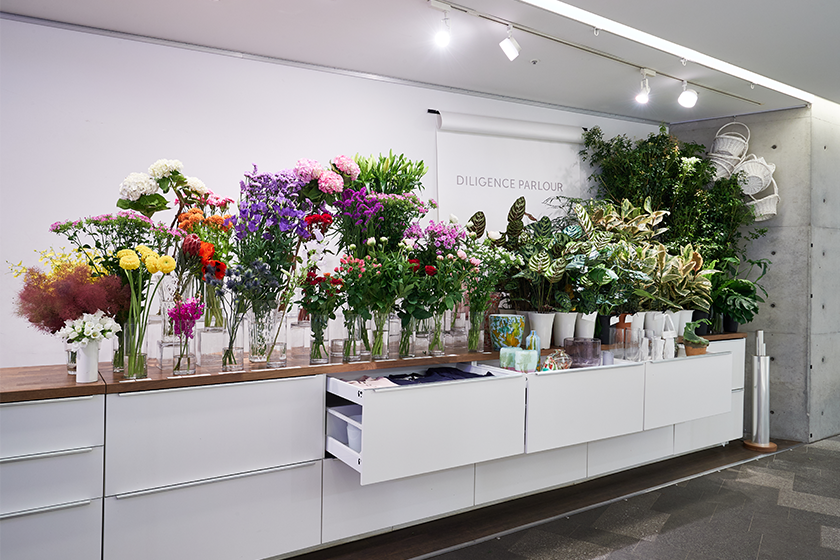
1,332 -> 748,403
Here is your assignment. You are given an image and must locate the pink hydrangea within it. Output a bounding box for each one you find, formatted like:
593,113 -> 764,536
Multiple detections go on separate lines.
294,159 -> 323,183
318,170 -> 344,194
332,155 -> 361,181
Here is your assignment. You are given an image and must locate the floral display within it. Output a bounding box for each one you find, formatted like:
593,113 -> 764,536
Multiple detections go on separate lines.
298,268 -> 343,363
58,310 -> 121,350
167,297 -> 204,371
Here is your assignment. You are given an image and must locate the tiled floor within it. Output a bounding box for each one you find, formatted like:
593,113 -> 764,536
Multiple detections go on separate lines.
432,436 -> 840,560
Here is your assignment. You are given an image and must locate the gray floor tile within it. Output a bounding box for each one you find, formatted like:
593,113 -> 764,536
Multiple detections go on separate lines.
508,529 -> 612,560
757,531 -> 840,560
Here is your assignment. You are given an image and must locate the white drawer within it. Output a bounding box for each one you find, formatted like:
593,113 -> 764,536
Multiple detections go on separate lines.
0,498 -> 102,560
708,339 -> 746,389
644,353 -> 732,430
326,364 -> 525,485
588,425 -> 674,478
674,389 -> 745,454
322,458 -> 474,544
0,395 -> 104,459
103,461 -> 322,560
0,446 -> 103,515
105,375 -> 324,495
525,362 -> 645,453
475,444 -> 587,505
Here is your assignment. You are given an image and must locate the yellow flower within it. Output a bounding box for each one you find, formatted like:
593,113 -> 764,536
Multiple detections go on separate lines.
145,255 -> 160,274
119,253 -> 141,270
116,249 -> 135,259
135,245 -> 154,260
158,255 -> 176,274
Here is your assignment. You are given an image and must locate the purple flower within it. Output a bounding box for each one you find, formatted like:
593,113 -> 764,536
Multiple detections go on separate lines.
168,298 -> 205,339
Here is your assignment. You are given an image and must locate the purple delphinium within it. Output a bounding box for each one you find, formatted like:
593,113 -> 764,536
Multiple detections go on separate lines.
232,165 -> 310,242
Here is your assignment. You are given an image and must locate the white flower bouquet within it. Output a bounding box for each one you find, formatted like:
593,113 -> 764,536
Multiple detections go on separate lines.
58,310 -> 121,350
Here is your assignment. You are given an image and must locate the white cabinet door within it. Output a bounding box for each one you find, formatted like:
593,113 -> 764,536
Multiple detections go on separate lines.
105,375 -> 324,495
321,458 -> 474,544
0,446 -> 103,515
708,339 -> 746,389
327,369 -> 525,485
104,461 -> 322,560
525,363 -> 645,453
0,498 -> 102,560
644,353 -> 732,430
475,444 -> 587,505
588,426 -> 674,478
673,390 -> 745,454
0,395 -> 104,459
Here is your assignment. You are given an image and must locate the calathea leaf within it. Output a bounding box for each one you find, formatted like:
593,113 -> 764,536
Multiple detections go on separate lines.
467,211 -> 486,238
528,251 -> 551,274
508,196 -> 526,223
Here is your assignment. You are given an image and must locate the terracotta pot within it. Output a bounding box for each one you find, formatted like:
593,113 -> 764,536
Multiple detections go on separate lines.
684,342 -> 708,356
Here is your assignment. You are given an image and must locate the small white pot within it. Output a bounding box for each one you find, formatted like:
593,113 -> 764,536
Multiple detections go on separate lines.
528,312 -> 554,349
575,312 -> 597,338
75,340 -> 101,384
553,312 -> 578,347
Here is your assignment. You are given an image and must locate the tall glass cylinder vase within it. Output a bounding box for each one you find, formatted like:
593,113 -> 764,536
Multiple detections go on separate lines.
342,312 -> 365,363
370,309 -> 390,361
170,328 -> 197,375
468,307 -> 486,352
248,299 -> 280,364
123,320 -> 149,379
221,312 -> 245,372
64,341 -> 77,375
309,313 -> 330,365
202,282 -> 225,330
111,323 -> 125,373
399,316 -> 416,358
428,311 -> 446,356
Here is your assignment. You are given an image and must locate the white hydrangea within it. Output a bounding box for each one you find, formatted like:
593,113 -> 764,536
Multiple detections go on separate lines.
186,176 -> 208,196
119,172 -> 158,201
148,159 -> 184,179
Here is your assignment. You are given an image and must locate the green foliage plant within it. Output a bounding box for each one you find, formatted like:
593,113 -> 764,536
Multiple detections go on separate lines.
683,319 -> 711,346
709,256 -> 768,325
353,151 -> 428,195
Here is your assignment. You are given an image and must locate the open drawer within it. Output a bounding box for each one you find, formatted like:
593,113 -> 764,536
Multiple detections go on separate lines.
326,363 -> 526,485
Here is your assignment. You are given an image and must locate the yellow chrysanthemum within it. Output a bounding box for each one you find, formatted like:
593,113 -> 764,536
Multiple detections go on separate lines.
116,249 -> 135,259
135,245 -> 154,259
145,255 -> 160,274
158,255 -> 176,274
119,253 -> 141,270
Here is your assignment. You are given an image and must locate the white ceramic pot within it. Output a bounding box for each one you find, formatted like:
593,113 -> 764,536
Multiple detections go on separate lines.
645,312 -> 666,337
528,312 -> 554,350
575,311 -> 597,338
630,311 -> 646,332
75,340 -> 101,384
553,312 -> 577,347
677,309 -> 695,337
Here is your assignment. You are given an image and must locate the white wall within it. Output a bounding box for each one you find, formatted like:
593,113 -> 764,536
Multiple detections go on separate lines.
0,18 -> 659,368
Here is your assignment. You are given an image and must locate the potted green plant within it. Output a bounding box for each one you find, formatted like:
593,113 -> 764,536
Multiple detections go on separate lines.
682,319 -> 711,355
708,256 -> 769,333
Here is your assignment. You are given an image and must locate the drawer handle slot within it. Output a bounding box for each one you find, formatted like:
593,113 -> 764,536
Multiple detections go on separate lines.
114,461 -> 317,500
0,446 -> 95,464
1,395 -> 95,408
0,499 -> 92,520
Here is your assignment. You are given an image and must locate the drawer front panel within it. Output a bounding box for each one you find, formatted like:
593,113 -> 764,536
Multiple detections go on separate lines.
322,458 -> 474,544
674,390 -> 745,454
588,425 -> 674,478
0,446 -> 103,515
525,363 -> 645,453
0,395 -> 104,459
360,374 -> 526,485
104,461 -> 322,560
105,375 -> 324,495
644,353 -> 732,430
0,498 -> 102,560
708,339 -> 746,389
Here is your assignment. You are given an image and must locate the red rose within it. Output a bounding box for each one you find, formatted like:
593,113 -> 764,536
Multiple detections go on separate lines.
408,259 -> 421,273
425,265 -> 437,276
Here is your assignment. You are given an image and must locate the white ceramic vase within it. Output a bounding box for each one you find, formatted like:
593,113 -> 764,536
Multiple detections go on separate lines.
676,309 -> 695,337
645,312 -> 666,337
575,311 -> 597,338
630,312 -> 647,332
528,312 -> 554,350
553,312 -> 577,347
75,340 -> 101,384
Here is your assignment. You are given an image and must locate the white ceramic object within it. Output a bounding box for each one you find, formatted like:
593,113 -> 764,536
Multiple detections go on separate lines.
575,312 -> 597,338
528,312 -> 554,349
644,312 -> 666,337
553,312 -> 577,347
630,312 -> 646,332
75,341 -> 101,384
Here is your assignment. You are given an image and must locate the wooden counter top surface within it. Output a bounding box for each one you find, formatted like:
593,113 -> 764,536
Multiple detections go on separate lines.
0,332 -> 748,403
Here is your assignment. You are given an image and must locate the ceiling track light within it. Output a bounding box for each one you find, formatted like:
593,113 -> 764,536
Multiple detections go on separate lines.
430,0 -> 452,47
678,80 -> 699,108
499,24 -> 521,61
635,68 -> 655,104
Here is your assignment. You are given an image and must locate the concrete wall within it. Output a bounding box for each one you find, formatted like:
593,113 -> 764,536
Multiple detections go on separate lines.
672,104 -> 840,443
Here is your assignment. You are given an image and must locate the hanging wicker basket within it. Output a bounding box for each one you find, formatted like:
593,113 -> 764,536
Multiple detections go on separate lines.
746,178 -> 780,222
711,122 -> 750,158
733,154 -> 775,195
708,152 -> 742,180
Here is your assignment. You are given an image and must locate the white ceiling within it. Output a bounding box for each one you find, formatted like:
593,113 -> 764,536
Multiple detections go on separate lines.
3,0 -> 839,124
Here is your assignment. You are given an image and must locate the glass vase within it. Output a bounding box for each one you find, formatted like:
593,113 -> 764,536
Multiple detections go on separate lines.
111,324 -> 125,373
169,330 -> 197,375
64,341 -> 77,375
468,307 -> 485,352
221,311 -> 245,372
398,316 -> 416,358
123,320 -> 149,379
370,309 -> 390,361
202,282 -> 225,330
248,299 -> 281,364
342,312 -> 365,363
447,307 -> 468,351
309,313 -> 330,365
428,311 -> 446,356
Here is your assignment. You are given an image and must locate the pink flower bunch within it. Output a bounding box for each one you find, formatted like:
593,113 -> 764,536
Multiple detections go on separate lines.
331,155 -> 361,182
318,170 -> 344,194
167,297 -> 205,339
294,158 -> 323,184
